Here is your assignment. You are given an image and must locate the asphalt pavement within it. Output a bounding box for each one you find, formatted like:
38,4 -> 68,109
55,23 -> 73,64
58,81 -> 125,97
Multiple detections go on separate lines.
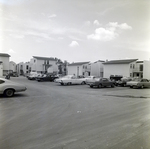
0,76 -> 150,149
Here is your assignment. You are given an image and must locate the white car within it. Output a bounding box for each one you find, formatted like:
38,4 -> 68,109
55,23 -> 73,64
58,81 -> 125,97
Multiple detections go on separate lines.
86,76 -> 100,85
126,78 -> 150,88
55,75 -> 86,85
0,78 -> 27,97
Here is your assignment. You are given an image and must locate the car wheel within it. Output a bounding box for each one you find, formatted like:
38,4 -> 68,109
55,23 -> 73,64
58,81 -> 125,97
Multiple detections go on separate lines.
4,89 -> 15,97
132,85 -> 137,89
81,81 -> 85,85
122,84 -> 125,87
98,84 -> 102,88
67,82 -> 71,85
61,83 -> 64,85
90,85 -> 93,88
141,85 -> 144,89
111,84 -> 115,88
130,86 -> 133,88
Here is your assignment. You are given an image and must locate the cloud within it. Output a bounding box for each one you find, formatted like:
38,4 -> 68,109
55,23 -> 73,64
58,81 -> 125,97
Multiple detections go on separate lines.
9,34 -> 24,39
69,41 -> 79,47
87,28 -> 118,41
93,20 -> 100,26
108,22 -> 132,30
25,30 -> 54,40
87,22 -> 132,41
48,14 -> 57,18
83,21 -> 91,27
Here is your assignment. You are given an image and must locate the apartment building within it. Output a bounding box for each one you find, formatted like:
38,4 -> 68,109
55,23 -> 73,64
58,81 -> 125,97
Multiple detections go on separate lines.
9,61 -> 17,74
143,60 -> 150,80
103,59 -> 138,78
29,56 -> 58,74
0,53 -> 10,76
90,60 -> 105,77
68,62 -> 90,76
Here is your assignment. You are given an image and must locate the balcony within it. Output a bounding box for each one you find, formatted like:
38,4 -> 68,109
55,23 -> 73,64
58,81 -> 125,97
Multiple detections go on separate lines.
133,68 -> 143,73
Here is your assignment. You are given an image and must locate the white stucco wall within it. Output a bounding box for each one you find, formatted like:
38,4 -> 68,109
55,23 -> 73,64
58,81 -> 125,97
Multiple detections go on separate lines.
91,62 -> 104,77
103,64 -> 130,78
30,58 -> 58,73
143,60 -> 150,79
68,65 -> 83,76
9,61 -> 16,72
36,59 -> 44,72
0,63 -> 3,76
0,57 -> 9,70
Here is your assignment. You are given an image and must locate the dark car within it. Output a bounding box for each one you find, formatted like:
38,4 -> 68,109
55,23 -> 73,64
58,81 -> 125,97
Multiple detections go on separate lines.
10,72 -> 19,77
116,77 -> 133,87
88,78 -> 115,88
36,74 -> 58,82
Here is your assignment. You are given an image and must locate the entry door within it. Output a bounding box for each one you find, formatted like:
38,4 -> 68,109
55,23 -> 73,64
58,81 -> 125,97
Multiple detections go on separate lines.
0,64 -> 3,76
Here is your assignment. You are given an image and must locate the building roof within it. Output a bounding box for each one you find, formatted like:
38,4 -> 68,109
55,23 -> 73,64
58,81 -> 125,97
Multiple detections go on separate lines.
33,56 -> 56,61
136,61 -> 143,63
94,60 -> 105,63
68,62 -> 90,66
0,53 -> 10,57
103,59 -> 138,64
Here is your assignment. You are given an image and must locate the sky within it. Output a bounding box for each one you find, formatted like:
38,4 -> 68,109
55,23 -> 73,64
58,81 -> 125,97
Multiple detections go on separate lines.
0,0 -> 150,63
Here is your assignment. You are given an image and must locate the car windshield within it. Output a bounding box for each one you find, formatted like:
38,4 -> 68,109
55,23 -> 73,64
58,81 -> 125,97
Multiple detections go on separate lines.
0,79 -> 5,84
132,78 -> 141,82
63,75 -> 73,78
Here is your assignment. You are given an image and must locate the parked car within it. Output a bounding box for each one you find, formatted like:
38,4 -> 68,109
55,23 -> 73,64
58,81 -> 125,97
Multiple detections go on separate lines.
55,75 -> 86,85
86,76 -> 100,85
0,78 -> 27,97
116,77 -> 133,87
36,73 -> 58,82
10,72 -> 19,77
88,78 -> 115,88
110,75 -> 123,85
28,73 -> 37,80
126,78 -> 150,89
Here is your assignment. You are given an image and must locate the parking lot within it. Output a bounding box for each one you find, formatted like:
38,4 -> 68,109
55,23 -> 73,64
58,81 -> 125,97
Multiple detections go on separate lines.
0,76 -> 150,149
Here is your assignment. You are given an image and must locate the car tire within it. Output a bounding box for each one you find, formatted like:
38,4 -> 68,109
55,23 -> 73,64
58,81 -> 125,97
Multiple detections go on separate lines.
111,84 -> 115,88
141,85 -> 144,89
98,84 -> 102,88
61,83 -> 64,85
81,81 -> 85,85
130,86 -> 133,88
132,85 -> 137,89
4,89 -> 15,97
90,85 -> 93,88
122,84 -> 125,87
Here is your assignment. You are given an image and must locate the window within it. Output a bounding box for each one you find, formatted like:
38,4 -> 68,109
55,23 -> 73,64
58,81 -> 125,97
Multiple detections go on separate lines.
0,80 -> 5,84
130,64 -> 132,68
140,65 -> 143,71
130,73 -> 132,77
133,64 -> 135,69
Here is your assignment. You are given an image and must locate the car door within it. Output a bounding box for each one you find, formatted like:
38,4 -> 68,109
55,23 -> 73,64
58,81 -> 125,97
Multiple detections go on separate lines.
70,76 -> 77,84
141,79 -> 150,87
101,78 -> 109,86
